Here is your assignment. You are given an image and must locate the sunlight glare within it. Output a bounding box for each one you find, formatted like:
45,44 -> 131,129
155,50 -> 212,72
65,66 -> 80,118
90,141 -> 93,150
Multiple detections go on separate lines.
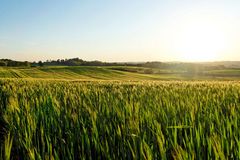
172,19 -> 229,61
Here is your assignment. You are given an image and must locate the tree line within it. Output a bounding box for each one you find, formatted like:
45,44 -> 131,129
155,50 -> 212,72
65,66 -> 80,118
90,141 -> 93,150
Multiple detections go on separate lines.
32,58 -> 138,67
0,58 -> 227,71
0,59 -> 30,67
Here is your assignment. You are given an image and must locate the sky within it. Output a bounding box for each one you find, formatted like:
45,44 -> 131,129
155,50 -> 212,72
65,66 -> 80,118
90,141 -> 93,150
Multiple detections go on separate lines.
0,0 -> 240,62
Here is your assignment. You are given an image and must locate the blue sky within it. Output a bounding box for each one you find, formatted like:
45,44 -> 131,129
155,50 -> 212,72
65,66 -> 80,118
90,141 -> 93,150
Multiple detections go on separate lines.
0,0 -> 240,62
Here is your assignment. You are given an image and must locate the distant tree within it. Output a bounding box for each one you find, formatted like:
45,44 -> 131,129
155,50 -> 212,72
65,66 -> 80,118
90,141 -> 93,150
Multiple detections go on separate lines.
38,61 -> 44,67
23,61 -> 30,67
7,61 -> 17,66
0,61 -> 7,66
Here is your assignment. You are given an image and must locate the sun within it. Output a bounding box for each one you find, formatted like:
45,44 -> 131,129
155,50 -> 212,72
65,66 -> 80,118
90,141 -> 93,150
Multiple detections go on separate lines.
171,20 -> 229,62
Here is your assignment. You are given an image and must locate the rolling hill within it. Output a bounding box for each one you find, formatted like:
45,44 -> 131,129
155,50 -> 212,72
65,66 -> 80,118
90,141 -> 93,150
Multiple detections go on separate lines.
0,66 -> 239,80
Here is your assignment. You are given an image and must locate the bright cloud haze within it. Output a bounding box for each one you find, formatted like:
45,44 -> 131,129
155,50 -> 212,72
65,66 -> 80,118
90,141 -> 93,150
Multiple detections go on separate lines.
0,0 -> 240,62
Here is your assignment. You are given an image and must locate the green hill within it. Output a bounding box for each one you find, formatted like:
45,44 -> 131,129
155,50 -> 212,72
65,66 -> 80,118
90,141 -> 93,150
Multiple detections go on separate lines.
0,66 -> 173,80
0,66 -> 239,80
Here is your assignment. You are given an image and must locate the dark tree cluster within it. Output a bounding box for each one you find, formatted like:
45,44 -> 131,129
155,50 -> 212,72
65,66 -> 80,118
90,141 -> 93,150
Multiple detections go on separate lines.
39,58 -> 138,67
0,59 -> 30,67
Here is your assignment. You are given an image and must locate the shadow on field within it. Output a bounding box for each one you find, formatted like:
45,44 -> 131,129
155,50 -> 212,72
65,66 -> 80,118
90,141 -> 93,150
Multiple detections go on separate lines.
0,99 -> 7,157
0,85 -> 10,157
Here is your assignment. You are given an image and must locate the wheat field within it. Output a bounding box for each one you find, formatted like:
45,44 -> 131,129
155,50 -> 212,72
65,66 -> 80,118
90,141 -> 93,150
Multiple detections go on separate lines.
0,79 -> 240,159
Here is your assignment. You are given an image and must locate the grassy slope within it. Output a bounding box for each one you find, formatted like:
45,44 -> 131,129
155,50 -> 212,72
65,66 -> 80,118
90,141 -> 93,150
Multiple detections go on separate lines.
0,66 -> 178,80
0,66 -> 239,80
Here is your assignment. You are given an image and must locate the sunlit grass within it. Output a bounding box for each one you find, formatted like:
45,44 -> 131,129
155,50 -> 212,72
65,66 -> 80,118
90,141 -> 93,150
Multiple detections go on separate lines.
0,80 -> 240,159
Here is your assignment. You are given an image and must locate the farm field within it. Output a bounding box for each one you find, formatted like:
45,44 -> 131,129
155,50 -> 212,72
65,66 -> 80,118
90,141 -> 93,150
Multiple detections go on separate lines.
2,0 -> 240,159
0,66 -> 240,80
0,66 -> 180,80
1,79 -> 240,159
